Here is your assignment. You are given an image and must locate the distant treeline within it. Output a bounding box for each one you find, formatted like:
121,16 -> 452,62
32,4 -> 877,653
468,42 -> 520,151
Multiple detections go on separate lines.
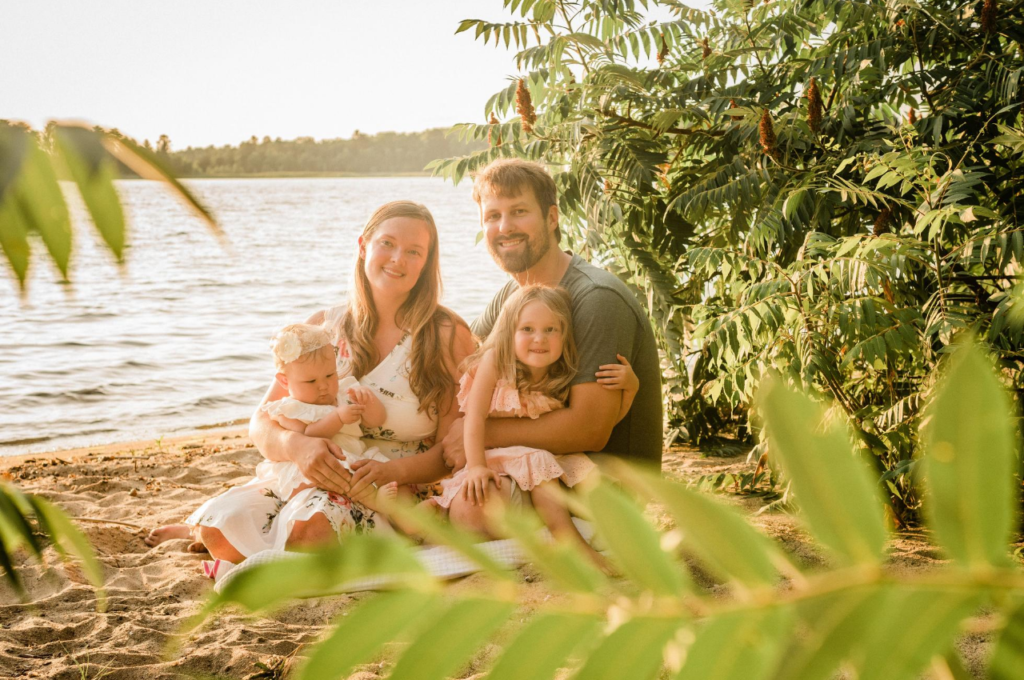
165,128 -> 485,177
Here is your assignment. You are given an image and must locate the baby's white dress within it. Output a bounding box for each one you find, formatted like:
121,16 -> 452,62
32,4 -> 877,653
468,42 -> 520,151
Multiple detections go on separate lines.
185,376 -> 391,555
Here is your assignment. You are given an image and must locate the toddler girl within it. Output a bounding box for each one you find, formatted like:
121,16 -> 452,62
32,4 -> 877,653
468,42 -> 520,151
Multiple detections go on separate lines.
434,285 -> 637,565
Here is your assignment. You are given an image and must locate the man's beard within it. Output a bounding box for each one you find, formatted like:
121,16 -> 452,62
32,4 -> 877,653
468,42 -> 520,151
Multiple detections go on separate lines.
487,230 -> 552,274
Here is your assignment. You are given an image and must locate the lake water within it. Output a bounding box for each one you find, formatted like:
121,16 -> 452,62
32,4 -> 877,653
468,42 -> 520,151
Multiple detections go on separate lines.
0,178 -> 512,457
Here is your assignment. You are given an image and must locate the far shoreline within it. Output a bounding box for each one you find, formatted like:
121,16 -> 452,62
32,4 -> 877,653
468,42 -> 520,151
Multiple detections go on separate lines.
171,171 -> 435,179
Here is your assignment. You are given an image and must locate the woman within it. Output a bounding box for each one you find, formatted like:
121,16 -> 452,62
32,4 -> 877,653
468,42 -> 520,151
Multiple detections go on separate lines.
149,201 -> 474,561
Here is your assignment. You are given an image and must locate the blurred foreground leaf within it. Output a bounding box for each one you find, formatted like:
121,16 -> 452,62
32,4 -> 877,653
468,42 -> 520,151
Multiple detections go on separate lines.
989,601 -> 1024,680
1,120 -> 218,293
614,464 -> 788,588
193,533 -> 431,626
53,125 -> 126,260
493,508 -> 607,593
758,377 -> 888,566
298,590 -> 442,680
677,607 -> 791,680
388,596 -> 515,680
0,482 -> 105,609
921,341 -> 1019,569
856,586 -> 981,680
486,611 -> 602,680
584,481 -> 689,595
101,134 -> 220,236
574,616 -> 682,680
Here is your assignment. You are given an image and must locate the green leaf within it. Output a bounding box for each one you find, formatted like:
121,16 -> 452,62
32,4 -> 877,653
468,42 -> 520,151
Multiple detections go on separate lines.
14,137 -> 72,278
772,585 -> 890,680
856,586 -> 981,680
487,611 -> 602,680
388,597 -> 515,680
0,483 -> 44,561
195,534 -> 431,624
0,484 -> 46,597
921,341 -> 1018,569
575,616 -> 682,680
584,481 -> 690,595
677,607 -> 792,680
782,189 -> 805,221
494,508 -> 607,593
29,495 -> 107,611
53,124 -> 126,260
615,465 -> 787,588
989,601 -> 1024,680
757,377 -> 887,565
0,189 -> 30,288
101,135 -> 220,237
297,590 -> 441,680
386,501 -> 517,581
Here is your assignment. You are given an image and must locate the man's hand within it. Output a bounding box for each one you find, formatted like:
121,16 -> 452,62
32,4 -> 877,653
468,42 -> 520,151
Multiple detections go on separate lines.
293,437 -> 352,494
348,459 -> 396,500
441,417 -> 467,472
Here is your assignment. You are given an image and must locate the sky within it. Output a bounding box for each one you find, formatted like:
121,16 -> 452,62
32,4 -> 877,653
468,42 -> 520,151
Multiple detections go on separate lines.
2,0 -> 527,149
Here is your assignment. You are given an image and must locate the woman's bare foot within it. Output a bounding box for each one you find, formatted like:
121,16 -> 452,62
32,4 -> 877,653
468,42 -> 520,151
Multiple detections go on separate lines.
144,524 -> 193,547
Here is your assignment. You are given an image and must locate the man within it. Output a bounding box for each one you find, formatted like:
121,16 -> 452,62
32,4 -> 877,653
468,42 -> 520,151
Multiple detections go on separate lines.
443,159 -> 663,487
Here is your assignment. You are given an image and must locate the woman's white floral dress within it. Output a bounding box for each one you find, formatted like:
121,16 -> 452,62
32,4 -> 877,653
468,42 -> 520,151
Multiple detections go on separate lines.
184,306 -> 437,557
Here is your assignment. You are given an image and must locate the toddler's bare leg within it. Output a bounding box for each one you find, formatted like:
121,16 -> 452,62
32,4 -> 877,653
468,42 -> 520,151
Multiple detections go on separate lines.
531,480 -> 613,574
448,480 -> 510,540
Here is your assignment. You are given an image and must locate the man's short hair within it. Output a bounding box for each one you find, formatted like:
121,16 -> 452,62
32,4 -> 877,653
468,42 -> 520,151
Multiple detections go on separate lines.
472,159 -> 561,242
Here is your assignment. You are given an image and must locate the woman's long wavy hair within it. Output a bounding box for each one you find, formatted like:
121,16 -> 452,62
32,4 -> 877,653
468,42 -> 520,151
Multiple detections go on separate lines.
337,201 -> 463,416
468,285 -> 578,402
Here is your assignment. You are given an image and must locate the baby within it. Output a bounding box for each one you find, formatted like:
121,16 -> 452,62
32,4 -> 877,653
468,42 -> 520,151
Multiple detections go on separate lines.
146,323 -> 396,558
256,323 -> 397,510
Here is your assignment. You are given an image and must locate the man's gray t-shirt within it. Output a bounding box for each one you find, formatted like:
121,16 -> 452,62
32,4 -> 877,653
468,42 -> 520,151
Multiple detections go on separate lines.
471,254 -> 663,469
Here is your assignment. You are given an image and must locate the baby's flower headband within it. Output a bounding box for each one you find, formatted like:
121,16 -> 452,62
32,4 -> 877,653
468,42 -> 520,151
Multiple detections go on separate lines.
271,331 -> 304,365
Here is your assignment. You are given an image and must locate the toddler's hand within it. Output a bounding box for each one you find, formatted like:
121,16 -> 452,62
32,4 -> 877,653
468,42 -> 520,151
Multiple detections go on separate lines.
462,465 -> 501,506
346,386 -> 381,408
336,402 -> 364,424
596,354 -> 639,393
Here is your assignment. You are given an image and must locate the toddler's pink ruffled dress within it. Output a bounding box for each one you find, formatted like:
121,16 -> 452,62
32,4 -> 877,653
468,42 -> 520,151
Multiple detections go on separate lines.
435,373 -> 596,508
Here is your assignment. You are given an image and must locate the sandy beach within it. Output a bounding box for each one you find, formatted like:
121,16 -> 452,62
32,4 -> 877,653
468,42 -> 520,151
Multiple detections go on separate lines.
0,435 -> 999,679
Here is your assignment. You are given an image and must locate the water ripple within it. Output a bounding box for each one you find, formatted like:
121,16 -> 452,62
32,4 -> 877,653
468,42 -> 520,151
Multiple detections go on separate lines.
2,177 -> 511,456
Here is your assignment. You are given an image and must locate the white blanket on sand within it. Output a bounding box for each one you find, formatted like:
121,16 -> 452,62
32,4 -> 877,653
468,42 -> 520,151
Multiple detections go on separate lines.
212,518 -> 599,594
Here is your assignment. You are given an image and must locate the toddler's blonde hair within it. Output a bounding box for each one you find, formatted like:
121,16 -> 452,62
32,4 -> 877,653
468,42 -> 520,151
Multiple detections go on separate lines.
468,285 -> 578,402
270,323 -> 334,371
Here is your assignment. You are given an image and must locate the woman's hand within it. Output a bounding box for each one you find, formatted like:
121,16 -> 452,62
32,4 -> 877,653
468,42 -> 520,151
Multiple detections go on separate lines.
462,465 -> 501,506
348,459 -> 396,500
596,354 -> 639,395
293,437 -> 353,495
